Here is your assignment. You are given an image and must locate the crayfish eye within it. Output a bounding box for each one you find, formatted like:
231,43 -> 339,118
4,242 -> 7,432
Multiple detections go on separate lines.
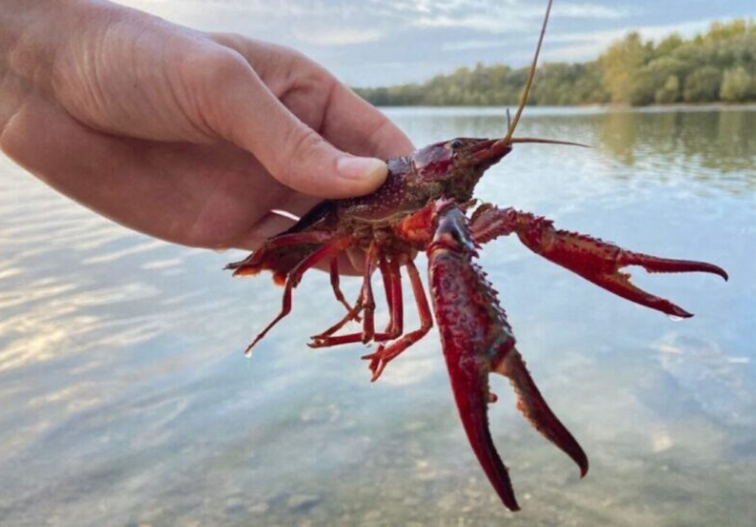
450,139 -> 464,150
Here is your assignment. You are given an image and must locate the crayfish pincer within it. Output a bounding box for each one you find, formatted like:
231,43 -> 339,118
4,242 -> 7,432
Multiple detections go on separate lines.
226,0 -> 727,512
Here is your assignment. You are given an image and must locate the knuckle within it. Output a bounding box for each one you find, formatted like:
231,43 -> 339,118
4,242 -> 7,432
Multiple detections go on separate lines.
280,46 -> 312,69
175,44 -> 252,138
301,61 -> 335,92
208,31 -> 244,47
186,47 -> 249,89
282,49 -> 335,92
278,127 -> 326,185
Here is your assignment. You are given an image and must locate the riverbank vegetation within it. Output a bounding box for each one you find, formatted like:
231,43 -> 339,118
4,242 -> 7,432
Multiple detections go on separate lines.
354,20 -> 756,107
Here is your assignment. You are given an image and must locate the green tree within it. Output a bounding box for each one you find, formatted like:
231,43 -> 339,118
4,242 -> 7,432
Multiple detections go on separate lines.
601,32 -> 648,104
656,75 -> 681,104
683,66 -> 722,102
629,69 -> 656,105
354,18 -> 755,107
720,66 -> 754,102
706,19 -> 749,42
655,33 -> 684,57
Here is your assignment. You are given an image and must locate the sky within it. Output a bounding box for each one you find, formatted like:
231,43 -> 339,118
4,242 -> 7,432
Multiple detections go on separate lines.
115,0 -> 755,86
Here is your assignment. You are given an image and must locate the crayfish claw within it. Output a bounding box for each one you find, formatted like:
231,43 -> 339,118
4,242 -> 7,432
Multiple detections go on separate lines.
620,251 -> 729,281
428,203 -> 587,511
493,348 -> 589,478
510,213 -> 726,318
599,271 -> 694,319
428,205 -> 524,511
468,206 -> 726,318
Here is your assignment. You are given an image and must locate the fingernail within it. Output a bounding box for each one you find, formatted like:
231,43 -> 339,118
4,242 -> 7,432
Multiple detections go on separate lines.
336,156 -> 387,181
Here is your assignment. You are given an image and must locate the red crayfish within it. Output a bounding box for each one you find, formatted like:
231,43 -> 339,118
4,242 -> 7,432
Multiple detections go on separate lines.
227,0 -> 727,511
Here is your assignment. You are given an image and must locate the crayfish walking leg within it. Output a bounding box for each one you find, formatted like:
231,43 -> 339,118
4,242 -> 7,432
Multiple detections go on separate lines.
363,257 -> 433,382
310,242 -> 406,348
329,257 -> 357,316
242,237 -> 353,355
378,255 -> 404,338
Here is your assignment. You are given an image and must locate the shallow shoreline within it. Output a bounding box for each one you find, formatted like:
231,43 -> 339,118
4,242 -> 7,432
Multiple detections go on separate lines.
373,102 -> 756,111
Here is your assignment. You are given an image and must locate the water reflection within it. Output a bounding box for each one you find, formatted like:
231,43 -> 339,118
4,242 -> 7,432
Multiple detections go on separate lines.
0,107 -> 754,527
598,108 -> 756,192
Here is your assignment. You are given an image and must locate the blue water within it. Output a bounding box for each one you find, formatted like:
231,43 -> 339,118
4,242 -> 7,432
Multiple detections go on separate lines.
1,107 -> 754,526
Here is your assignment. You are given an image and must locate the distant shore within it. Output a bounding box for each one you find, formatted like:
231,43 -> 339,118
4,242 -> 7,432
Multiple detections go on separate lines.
368,102 -> 756,110
354,19 -> 756,109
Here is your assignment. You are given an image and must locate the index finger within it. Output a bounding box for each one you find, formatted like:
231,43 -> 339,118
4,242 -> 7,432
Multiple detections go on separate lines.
320,82 -> 415,160
210,33 -> 414,160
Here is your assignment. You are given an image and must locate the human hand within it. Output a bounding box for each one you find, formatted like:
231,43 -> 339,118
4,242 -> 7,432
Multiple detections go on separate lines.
0,0 -> 414,252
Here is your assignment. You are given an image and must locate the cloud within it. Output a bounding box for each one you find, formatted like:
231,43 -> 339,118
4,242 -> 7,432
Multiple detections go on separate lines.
295,28 -> 385,46
554,3 -> 631,20
415,14 -> 529,33
444,18 -> 715,60
114,0 -> 629,40
409,1 -> 630,34
544,20 -> 714,62
108,0 -> 754,85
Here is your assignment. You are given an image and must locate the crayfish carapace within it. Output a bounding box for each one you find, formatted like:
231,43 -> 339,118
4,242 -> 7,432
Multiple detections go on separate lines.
227,0 -> 727,511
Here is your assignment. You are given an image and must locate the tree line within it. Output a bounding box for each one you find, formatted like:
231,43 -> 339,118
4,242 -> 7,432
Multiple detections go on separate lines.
354,19 -> 756,107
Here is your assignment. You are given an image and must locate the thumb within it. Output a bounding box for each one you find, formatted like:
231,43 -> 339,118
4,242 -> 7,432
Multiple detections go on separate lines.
212,55 -> 387,198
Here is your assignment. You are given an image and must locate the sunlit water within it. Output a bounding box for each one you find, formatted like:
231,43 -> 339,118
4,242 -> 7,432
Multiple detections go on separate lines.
1,107 -> 755,527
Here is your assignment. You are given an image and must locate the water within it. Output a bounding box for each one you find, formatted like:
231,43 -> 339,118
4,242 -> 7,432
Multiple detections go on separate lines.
1,107 -> 755,527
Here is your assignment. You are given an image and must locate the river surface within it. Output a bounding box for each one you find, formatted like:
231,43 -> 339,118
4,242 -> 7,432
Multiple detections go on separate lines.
1,107 -> 755,527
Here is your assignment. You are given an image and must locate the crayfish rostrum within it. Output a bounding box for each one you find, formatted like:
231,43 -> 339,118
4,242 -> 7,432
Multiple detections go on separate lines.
227,0 -> 727,511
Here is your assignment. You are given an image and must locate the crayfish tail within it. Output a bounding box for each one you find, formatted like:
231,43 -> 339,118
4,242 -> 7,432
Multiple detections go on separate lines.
228,262 -> 287,285
227,245 -> 322,285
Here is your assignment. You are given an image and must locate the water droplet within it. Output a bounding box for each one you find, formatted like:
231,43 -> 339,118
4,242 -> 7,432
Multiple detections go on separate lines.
667,315 -> 684,322
244,348 -> 253,358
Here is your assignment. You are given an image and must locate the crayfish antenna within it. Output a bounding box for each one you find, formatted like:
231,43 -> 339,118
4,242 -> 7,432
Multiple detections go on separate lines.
502,0 -> 553,144
509,137 -> 591,148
